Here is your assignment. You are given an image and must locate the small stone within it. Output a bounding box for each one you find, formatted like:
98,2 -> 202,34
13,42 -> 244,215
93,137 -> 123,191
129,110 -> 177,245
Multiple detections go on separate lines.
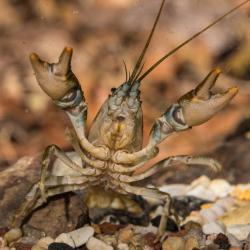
118,226 -> 134,243
162,236 -> 185,250
201,244 -> 220,250
0,228 -> 9,237
227,224 -> 250,241
31,237 -> 54,250
200,208 -> 217,222
213,233 -> 231,249
202,221 -> 226,235
209,179 -> 232,198
184,237 -> 199,250
86,237 -> 114,250
99,222 -> 122,235
219,205 -> 250,226
187,185 -> 217,201
184,222 -> 205,246
48,242 -> 74,250
4,228 -> 22,243
117,243 -> 129,250
210,204 -> 226,217
159,184 -> 188,197
14,242 -> 33,250
55,226 -> 94,248
226,233 -> 241,248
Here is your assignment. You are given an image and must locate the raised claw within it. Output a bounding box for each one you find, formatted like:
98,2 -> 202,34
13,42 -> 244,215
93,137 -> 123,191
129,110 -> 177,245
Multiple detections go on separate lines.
178,69 -> 238,127
30,47 -> 80,100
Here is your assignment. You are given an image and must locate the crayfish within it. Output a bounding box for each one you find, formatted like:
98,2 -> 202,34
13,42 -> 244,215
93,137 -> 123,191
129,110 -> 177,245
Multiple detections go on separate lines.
10,0 -> 247,238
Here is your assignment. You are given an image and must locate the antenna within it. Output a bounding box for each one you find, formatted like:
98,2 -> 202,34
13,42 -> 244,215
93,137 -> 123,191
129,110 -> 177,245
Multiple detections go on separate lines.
128,0 -> 166,84
138,0 -> 250,82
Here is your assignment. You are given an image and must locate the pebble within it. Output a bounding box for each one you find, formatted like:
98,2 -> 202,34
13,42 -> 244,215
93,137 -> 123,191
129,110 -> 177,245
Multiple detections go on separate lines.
159,184 -> 188,197
184,237 -> 199,250
226,233 -> 241,248
200,208 -> 217,222
213,233 -> 231,249
55,226 -> 94,248
118,226 -> 133,243
219,205 -> 250,226
117,243 -> 129,250
48,242 -> 74,250
162,236 -> 185,250
31,237 -> 54,250
187,185 -> 217,201
202,221 -> 226,235
209,179 -> 233,198
4,228 -> 22,243
227,224 -> 250,241
86,237 -> 114,250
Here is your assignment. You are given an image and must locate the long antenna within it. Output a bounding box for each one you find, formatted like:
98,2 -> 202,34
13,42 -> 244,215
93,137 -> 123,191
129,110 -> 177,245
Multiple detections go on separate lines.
128,0 -> 166,84
138,0 -> 250,82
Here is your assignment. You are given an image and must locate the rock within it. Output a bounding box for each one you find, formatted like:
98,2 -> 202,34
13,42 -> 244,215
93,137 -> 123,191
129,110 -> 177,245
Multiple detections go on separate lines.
226,233 -> 241,248
210,203 -> 226,217
187,185 -> 217,201
213,233 -> 231,249
159,184 -> 188,197
86,237 -> 113,250
215,198 -> 235,211
219,205 -> 250,226
184,237 -> 199,250
55,226 -> 94,248
118,226 -> 134,243
227,224 -> 250,241
209,179 -> 232,198
201,244 -> 220,250
183,222 -> 205,246
117,243 -> 129,250
13,242 -> 33,250
243,233 -> 250,250
202,221 -> 226,235
48,242 -> 74,250
133,225 -> 158,235
99,222 -> 122,235
0,237 -> 6,248
200,208 -> 217,222
4,228 -> 22,243
31,237 -> 54,250
162,236 -> 185,250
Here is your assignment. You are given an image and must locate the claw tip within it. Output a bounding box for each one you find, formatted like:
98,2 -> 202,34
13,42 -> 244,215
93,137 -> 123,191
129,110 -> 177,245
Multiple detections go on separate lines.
229,86 -> 239,95
214,68 -> 221,75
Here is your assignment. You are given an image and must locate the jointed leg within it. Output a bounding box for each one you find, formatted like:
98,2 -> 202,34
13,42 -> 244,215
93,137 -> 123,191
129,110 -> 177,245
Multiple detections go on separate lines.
12,178 -> 93,228
118,182 -> 171,236
110,155 -> 221,182
39,144 -> 102,202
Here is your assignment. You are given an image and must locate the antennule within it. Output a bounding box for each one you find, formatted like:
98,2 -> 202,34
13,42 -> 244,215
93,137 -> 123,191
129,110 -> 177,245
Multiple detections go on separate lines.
138,0 -> 250,81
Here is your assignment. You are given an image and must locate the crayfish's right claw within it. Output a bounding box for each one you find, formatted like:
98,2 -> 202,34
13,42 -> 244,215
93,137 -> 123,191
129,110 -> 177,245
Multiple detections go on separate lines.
178,69 -> 238,127
30,47 -> 80,101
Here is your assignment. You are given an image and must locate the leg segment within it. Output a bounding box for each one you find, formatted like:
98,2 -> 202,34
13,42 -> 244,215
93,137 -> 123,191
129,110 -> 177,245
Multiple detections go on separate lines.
110,155 -> 221,182
118,183 -> 171,236
39,144 -> 102,202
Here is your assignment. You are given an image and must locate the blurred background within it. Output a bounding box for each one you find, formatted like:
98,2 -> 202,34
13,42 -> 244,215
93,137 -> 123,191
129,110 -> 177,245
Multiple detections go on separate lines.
0,0 -> 250,177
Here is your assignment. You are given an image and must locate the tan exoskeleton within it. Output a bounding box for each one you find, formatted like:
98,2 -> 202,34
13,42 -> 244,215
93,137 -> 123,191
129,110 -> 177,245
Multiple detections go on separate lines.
11,0 -> 248,237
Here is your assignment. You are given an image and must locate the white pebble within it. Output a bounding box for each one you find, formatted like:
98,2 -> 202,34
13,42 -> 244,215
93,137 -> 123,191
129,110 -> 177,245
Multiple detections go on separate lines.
202,221 -> 226,235
210,204 -> 226,217
227,224 -> 250,241
226,233 -> 242,247
187,185 -> 217,201
117,243 -> 129,250
159,184 -> 188,196
86,237 -> 114,250
200,209 -> 217,222
55,226 -> 94,248
209,179 -> 232,198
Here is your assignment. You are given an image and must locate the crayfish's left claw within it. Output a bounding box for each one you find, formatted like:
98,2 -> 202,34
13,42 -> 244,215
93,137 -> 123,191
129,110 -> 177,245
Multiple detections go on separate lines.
30,47 -> 80,101
178,69 -> 238,127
